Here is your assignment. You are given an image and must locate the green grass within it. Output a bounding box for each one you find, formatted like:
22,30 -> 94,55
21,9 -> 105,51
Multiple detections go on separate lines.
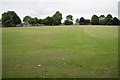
0,28 -> 2,79
2,25 -> 118,78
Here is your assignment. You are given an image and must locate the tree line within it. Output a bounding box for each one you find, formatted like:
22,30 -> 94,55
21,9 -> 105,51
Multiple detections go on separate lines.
1,11 -> 120,27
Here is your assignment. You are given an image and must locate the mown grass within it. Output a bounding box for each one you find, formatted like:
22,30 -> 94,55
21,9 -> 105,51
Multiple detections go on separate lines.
0,28 -> 2,79
2,25 -> 118,78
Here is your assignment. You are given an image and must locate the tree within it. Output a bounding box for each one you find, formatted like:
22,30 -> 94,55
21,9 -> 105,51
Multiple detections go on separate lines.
2,11 -> 21,27
34,17 -> 39,25
75,18 -> 80,25
38,19 -> 44,24
80,17 -> 85,25
23,16 -> 39,26
66,15 -> 73,21
52,11 -> 62,25
64,20 -> 73,25
99,15 -> 106,25
64,15 -> 73,25
112,17 -> 120,25
106,14 -> 113,25
23,16 -> 31,25
0,18 -> 1,26
44,16 -> 54,25
91,15 -> 99,25
85,19 -> 90,25
28,17 -> 37,26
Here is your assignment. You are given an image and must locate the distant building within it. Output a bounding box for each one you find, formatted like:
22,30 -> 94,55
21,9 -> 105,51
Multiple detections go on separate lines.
118,1 -> 120,20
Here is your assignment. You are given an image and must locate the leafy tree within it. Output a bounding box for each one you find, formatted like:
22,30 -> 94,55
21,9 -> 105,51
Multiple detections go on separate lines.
91,15 -> 99,25
2,11 -> 21,27
52,11 -> 62,25
38,19 -> 44,24
75,18 -> 80,25
44,16 -> 54,25
64,20 -> 73,25
34,17 -> 39,25
106,14 -> 113,25
23,16 -> 32,25
99,15 -> 106,25
64,15 -> 73,25
23,16 -> 38,26
0,19 -> 2,27
112,17 -> 120,25
29,18 -> 36,26
66,15 -> 73,21
80,17 -> 85,25
28,18 -> 35,26
85,19 -> 90,25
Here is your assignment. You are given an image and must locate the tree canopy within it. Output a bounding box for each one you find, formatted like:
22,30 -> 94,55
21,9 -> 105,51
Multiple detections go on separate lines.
52,11 -> 62,25
23,16 -> 31,25
80,17 -> 85,25
38,19 -> 44,24
99,15 -> 106,25
106,14 -> 113,25
112,17 -> 120,25
44,16 -> 54,25
66,15 -> 73,21
22,11 -> 62,26
85,19 -> 90,25
2,11 -> 21,27
75,18 -> 80,25
64,15 -> 73,25
1,11 -> 120,27
91,15 -> 99,25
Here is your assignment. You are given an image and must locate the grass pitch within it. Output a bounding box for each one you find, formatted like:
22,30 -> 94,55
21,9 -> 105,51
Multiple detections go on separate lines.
2,25 -> 118,78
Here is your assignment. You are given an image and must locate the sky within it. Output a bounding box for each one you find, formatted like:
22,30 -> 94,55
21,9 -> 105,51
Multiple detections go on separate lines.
0,0 -> 119,22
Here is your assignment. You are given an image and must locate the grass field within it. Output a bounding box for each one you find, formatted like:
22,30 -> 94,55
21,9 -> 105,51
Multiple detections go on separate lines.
2,25 -> 118,78
0,28 -> 2,79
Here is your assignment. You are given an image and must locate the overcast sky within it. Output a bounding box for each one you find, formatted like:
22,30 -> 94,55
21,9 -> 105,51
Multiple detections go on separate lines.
0,0 -> 119,22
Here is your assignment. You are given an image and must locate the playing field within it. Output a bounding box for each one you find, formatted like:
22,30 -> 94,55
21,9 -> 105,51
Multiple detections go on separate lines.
2,25 -> 118,78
